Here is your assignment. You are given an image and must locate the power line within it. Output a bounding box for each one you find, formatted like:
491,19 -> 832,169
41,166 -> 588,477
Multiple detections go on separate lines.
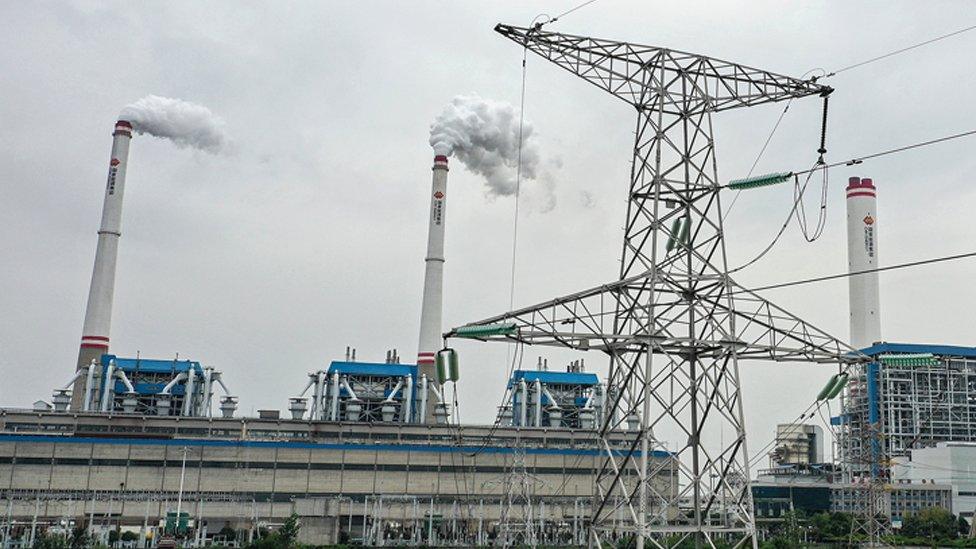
551,0 -> 601,23
793,127 -> 976,177
723,98 -> 795,220
821,23 -> 976,79
737,250 -> 976,294
722,127 -> 976,190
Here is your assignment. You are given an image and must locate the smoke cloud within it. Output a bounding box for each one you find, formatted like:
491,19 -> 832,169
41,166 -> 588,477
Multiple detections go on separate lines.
120,95 -> 228,153
429,94 -> 556,210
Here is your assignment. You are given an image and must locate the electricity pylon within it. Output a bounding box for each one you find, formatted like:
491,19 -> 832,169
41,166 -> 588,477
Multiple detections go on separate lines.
447,24 -> 867,548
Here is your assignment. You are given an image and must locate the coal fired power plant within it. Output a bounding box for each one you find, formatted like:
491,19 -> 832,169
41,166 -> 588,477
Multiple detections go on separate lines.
5,15 -> 976,549
0,115 -> 662,547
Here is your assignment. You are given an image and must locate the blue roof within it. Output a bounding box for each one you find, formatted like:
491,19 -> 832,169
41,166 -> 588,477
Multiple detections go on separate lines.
101,355 -> 204,375
327,361 -> 418,378
858,342 -> 976,359
510,370 -> 599,386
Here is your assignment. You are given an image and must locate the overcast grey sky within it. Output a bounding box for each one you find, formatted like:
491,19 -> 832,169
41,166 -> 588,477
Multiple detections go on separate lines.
2,1 -> 975,462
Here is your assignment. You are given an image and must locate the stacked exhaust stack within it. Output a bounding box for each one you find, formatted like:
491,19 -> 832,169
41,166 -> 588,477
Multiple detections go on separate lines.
846,176 -> 881,349
70,120 -> 133,410
416,155 -> 449,420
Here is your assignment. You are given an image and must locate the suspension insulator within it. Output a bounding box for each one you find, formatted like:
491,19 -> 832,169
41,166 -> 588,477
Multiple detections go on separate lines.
728,172 -> 793,190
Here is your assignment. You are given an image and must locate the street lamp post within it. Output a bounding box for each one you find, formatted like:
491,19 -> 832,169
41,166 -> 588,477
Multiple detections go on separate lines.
175,446 -> 190,538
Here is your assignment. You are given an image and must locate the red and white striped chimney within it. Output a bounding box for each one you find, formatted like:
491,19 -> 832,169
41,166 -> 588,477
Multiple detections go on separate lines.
417,155 -> 449,401
846,176 -> 881,349
70,120 -> 133,410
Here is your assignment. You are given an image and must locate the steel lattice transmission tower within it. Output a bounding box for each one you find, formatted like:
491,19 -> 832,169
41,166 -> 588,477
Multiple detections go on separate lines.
447,24 -> 867,548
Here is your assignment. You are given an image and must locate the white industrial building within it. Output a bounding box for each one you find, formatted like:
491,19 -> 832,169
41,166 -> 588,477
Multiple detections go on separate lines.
893,442 -> 976,523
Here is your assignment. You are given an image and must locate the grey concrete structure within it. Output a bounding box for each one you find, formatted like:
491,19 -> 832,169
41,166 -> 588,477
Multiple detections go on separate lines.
0,409 -> 675,545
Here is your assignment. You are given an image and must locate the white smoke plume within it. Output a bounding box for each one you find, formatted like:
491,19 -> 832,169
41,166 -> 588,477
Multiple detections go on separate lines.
120,95 -> 228,153
429,94 -> 556,210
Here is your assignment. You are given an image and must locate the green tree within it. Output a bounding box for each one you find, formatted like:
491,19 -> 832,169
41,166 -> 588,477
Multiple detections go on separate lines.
69,526 -> 91,549
277,514 -> 300,546
217,526 -> 237,542
244,514 -> 302,549
808,511 -> 853,541
32,533 -> 70,549
902,506 -> 959,541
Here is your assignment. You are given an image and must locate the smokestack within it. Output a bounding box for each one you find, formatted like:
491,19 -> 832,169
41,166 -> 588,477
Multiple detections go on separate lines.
70,120 -> 133,410
846,176 -> 881,349
417,155 -> 449,418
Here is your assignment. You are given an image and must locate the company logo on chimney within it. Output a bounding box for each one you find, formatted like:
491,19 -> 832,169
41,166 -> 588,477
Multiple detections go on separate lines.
434,191 -> 444,199
863,215 -> 874,225
110,158 -> 120,166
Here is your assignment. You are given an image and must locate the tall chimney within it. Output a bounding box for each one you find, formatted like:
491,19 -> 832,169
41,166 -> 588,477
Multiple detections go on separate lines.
417,155 -> 449,416
846,176 -> 881,349
70,120 -> 133,410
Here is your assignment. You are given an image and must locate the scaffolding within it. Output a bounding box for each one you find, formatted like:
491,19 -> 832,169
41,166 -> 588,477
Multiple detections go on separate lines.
838,345 -> 976,469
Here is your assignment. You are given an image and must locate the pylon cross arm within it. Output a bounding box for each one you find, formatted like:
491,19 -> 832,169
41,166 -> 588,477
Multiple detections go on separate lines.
446,274 -> 866,365
495,23 -> 829,115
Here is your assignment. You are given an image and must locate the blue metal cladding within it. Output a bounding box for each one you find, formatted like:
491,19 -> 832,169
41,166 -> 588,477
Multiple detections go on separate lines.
867,361 -> 881,477
327,361 -> 419,379
100,355 -> 204,375
858,342 -> 976,359
508,370 -> 599,386
100,355 -> 204,396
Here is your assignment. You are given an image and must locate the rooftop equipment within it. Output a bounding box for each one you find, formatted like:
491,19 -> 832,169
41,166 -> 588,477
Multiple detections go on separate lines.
502,359 -> 605,429
58,355 -> 235,417
294,359 -> 434,424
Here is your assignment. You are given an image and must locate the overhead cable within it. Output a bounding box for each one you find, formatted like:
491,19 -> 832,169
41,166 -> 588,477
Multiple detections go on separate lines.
819,23 -> 976,79
737,250 -> 976,294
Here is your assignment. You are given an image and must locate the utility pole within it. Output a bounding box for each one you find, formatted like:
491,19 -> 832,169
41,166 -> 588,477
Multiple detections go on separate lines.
175,446 -> 190,539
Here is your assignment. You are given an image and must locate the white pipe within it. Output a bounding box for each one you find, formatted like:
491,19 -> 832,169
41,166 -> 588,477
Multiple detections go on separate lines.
310,372 -> 323,420
182,368 -> 196,416
341,377 -> 359,401
518,379 -> 528,427
161,372 -> 187,395
202,368 -> 214,418
62,370 -> 85,391
115,368 -> 136,393
403,375 -> 414,423
83,359 -> 97,411
330,372 -> 340,421
384,380 -> 404,403
534,380 -> 543,428
543,387 -> 561,410
214,376 -> 230,394
420,375 -> 429,423
100,359 -> 116,412
298,377 -> 316,398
